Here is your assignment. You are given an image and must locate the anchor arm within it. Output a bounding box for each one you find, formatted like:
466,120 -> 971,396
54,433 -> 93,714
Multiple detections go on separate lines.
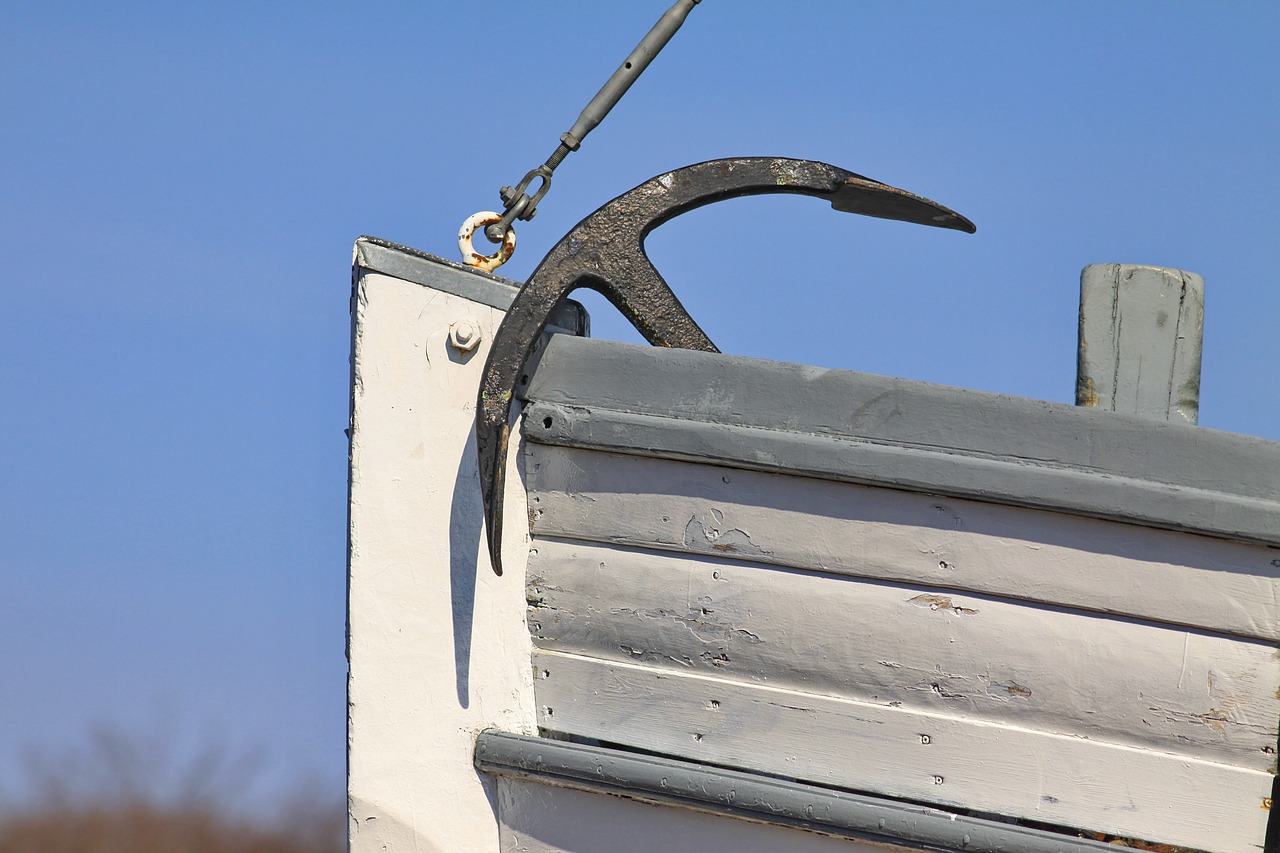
476,157 -> 975,576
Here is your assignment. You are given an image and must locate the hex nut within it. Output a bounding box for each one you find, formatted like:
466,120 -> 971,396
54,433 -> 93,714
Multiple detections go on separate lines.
448,319 -> 482,353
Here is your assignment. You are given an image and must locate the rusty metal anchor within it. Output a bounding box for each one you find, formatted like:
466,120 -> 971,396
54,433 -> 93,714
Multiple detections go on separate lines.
476,156 -> 976,575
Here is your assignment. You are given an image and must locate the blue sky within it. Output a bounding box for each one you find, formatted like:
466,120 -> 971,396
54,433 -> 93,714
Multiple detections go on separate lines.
2,1 -> 1276,808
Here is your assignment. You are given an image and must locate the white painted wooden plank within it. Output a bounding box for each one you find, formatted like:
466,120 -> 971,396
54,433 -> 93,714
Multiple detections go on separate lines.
1077,264 -> 1204,424
497,779 -> 895,853
533,650 -> 1272,853
526,445 -> 1280,641
528,538 -> 1280,770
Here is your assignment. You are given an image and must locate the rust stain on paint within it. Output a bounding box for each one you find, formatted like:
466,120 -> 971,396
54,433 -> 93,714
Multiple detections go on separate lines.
1077,376 -> 1099,408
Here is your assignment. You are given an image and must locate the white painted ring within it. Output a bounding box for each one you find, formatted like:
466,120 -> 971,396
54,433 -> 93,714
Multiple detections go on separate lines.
458,211 -> 516,272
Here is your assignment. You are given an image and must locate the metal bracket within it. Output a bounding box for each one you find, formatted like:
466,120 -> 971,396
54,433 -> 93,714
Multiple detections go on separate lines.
476,156 -> 976,575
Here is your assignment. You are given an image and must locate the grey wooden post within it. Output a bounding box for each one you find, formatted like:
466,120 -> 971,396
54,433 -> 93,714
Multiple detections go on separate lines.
1076,264 -> 1204,424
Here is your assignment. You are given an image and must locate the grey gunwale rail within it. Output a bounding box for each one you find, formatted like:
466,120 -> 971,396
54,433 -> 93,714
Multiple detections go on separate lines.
475,730 -> 1116,853
521,335 -> 1280,548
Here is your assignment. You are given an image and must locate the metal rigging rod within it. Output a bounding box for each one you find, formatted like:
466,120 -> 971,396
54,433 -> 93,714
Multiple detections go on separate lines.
458,0 -> 702,272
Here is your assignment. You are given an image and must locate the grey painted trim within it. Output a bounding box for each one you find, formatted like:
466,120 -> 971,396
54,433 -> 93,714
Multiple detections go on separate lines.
475,730 -> 1116,853
522,337 -> 1280,547
525,400 -> 1280,547
352,236 -> 587,332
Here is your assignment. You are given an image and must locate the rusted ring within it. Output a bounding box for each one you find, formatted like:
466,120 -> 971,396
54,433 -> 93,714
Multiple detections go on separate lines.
459,211 -> 516,272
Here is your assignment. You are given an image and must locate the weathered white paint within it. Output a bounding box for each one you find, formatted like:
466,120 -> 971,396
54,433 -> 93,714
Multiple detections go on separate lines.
534,650 -> 1272,853
525,443 -> 1280,851
527,445 -> 1280,641
496,778 -> 896,852
350,243 -> 1278,852
527,538 -> 1280,768
1077,264 -> 1204,423
347,268 -> 537,852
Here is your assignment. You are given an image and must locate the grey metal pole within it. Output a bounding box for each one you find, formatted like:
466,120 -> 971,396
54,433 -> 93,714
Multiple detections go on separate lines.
563,0 -> 702,150
480,0 -> 703,246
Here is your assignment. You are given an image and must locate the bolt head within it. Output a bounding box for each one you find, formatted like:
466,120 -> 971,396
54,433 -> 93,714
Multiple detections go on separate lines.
448,320 -> 481,353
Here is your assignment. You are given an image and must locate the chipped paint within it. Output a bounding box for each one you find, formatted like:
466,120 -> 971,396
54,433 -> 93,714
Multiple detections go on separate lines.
610,604 -> 763,648
1145,704 -> 1274,737
619,643 -> 693,668
908,593 -> 979,616
684,509 -> 771,557
985,679 -> 1033,699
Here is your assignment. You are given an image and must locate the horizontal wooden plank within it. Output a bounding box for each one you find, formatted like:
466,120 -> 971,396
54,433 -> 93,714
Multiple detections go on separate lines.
533,650 -> 1272,853
527,538 -> 1280,770
525,445 -> 1280,642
